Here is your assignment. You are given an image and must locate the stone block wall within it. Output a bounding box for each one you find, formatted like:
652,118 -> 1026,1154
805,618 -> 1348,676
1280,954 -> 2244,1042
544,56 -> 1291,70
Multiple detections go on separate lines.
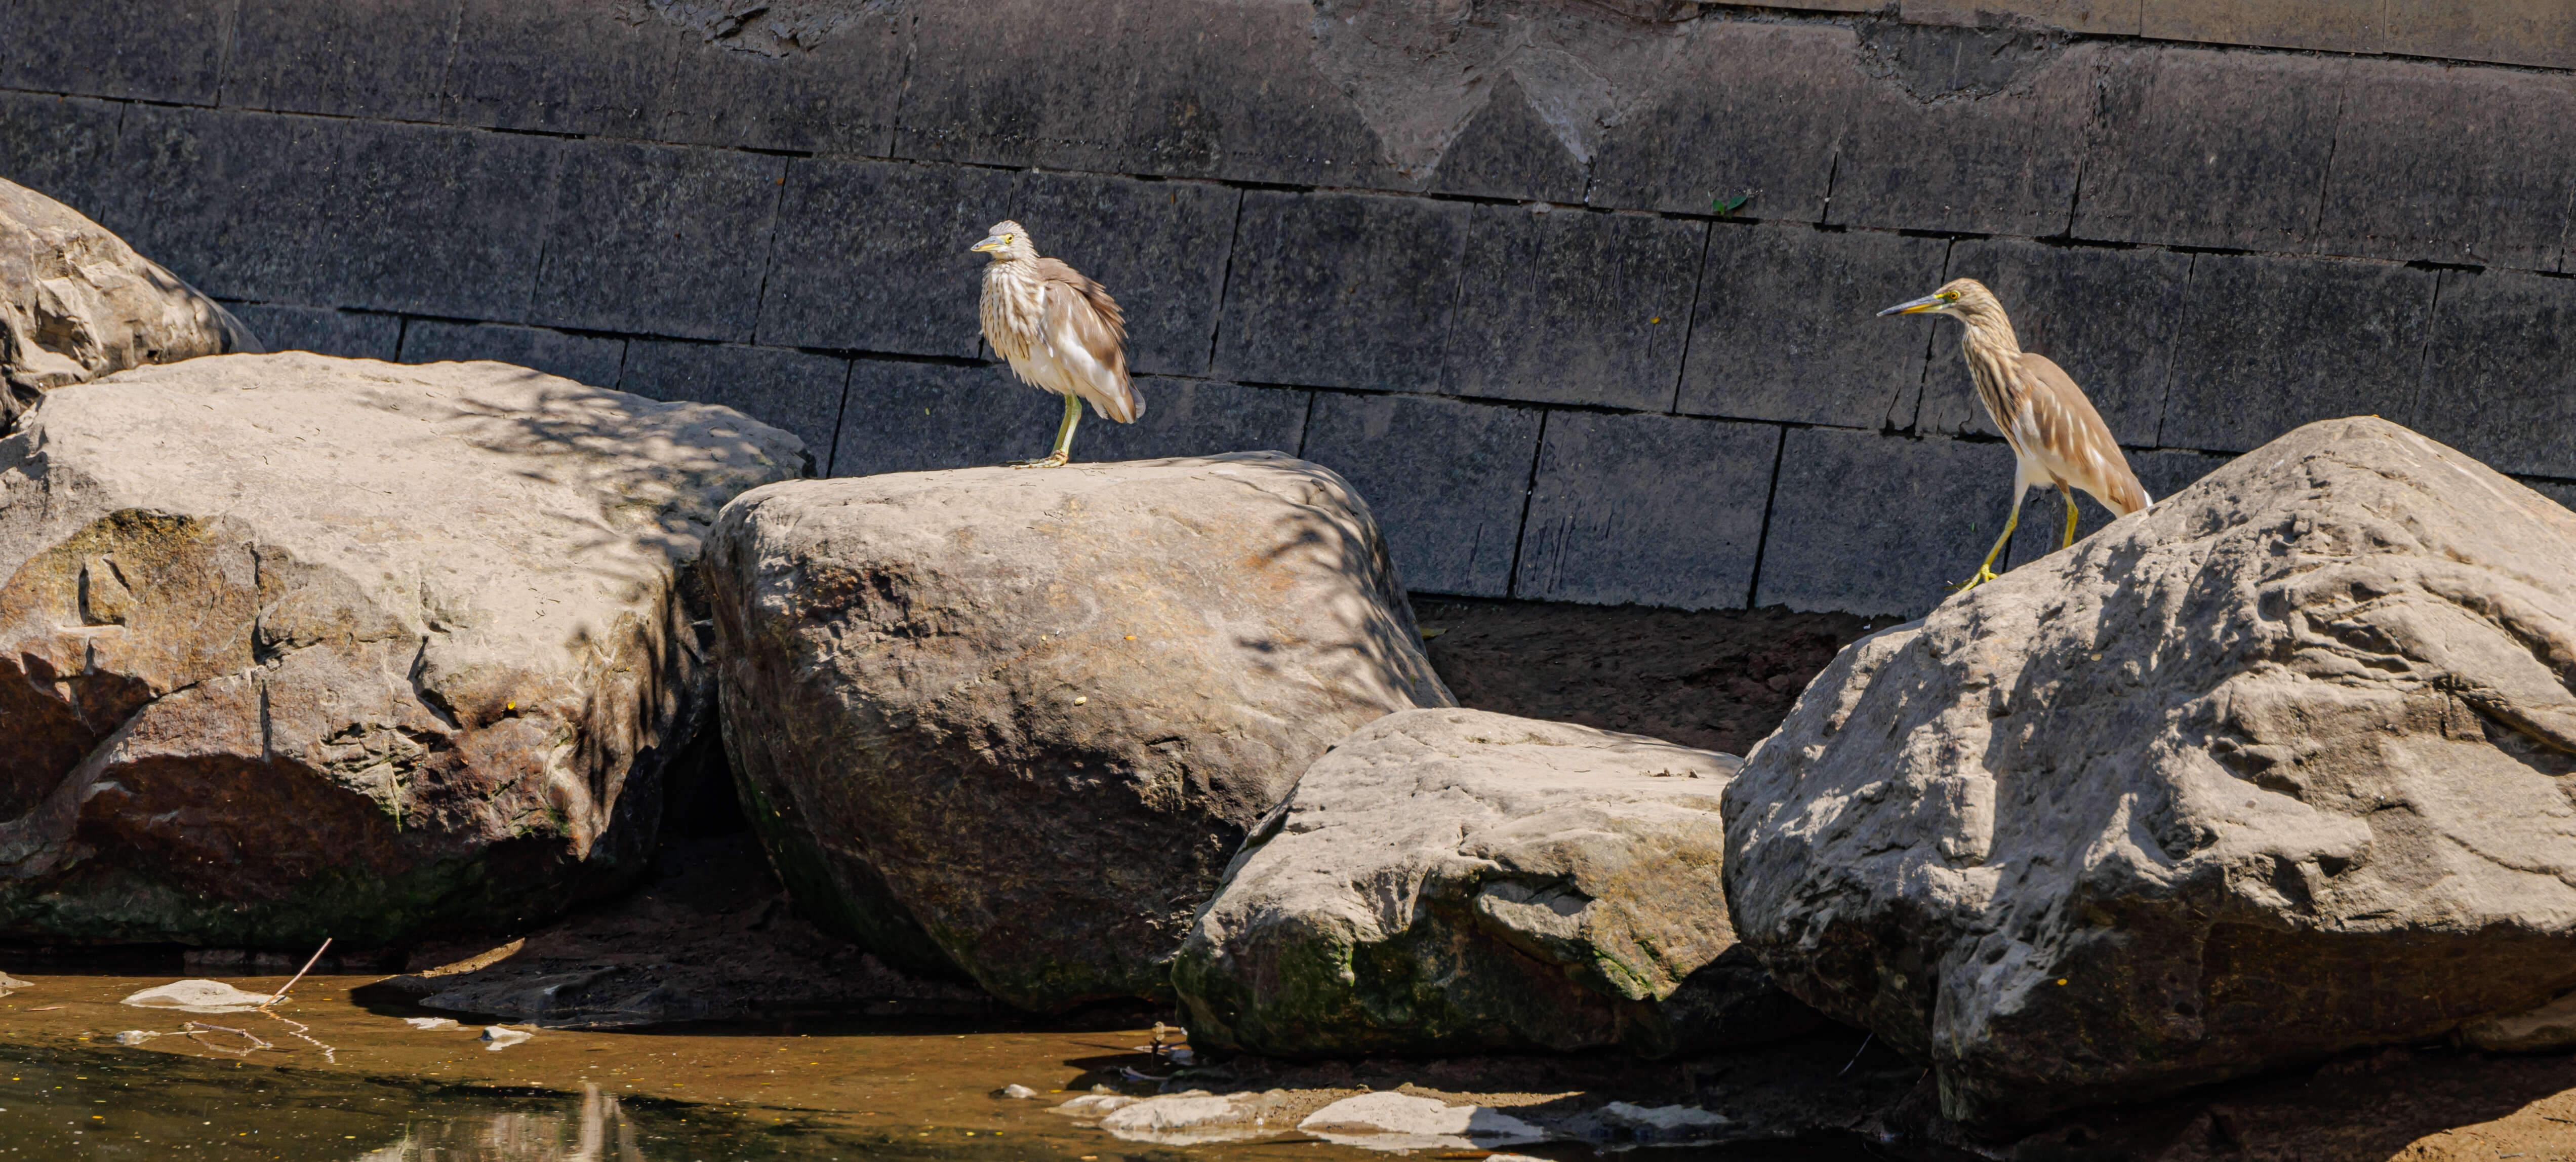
3,0 -> 2570,618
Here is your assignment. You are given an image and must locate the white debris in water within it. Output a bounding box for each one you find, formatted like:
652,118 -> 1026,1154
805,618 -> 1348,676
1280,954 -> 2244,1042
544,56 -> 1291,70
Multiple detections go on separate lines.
1600,1101 -> 1730,1131
404,1017 -> 461,1030
120,980 -> 276,1014
1051,1093 -> 1137,1115
480,1026 -> 534,1051
999,1084 -> 1039,1099
1297,1092 -> 1549,1151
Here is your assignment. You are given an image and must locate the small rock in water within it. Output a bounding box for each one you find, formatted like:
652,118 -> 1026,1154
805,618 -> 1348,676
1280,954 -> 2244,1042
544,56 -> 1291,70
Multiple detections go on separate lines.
1590,1100 -> 1730,1140
1098,1093 -> 1265,1144
998,1084 -> 1039,1099
479,1026 -> 534,1051
112,1031 -> 157,1046
403,1017 -> 461,1031
121,981 -> 276,1014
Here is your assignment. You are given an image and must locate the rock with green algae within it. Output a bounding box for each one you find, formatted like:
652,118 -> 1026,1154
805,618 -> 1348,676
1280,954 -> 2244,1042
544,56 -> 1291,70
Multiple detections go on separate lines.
0,352 -> 805,948
1173,707 -> 1819,1057
702,454 -> 1453,1011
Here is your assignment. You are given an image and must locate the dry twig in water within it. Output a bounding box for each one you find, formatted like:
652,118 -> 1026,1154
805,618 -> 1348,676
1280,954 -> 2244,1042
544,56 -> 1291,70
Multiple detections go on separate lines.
259,938 -> 331,1011
182,1022 -> 274,1055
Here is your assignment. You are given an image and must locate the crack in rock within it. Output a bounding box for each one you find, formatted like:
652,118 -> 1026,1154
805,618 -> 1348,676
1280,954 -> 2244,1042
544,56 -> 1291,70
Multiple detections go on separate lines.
612,0 -> 905,57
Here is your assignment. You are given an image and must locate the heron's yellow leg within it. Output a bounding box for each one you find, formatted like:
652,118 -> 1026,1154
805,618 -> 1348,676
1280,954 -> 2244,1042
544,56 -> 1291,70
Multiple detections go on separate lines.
1953,502 -> 2020,593
2060,484 -> 2080,550
1008,393 -> 1083,469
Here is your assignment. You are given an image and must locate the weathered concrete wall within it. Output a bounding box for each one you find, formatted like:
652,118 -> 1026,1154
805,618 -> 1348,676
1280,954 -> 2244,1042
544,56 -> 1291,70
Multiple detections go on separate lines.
2,0 -> 2569,617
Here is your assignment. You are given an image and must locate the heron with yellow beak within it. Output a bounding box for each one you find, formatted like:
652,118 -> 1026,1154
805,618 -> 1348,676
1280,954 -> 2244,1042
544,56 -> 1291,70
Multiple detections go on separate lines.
973,220 -> 1143,468
1880,278 -> 2150,592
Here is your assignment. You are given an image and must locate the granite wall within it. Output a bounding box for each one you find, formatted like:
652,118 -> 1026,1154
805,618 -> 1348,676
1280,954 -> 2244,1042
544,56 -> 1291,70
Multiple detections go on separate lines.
3,0 -> 2570,617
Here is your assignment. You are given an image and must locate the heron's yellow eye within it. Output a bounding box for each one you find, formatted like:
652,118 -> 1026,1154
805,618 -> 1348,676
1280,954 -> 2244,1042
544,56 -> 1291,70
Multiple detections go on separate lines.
1941,292 -> 1959,302
1001,234 -> 1015,243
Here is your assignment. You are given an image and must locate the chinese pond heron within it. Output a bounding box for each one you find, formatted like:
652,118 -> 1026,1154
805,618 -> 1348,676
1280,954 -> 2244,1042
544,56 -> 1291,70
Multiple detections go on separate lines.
1880,278 -> 2150,592
973,220 -> 1143,468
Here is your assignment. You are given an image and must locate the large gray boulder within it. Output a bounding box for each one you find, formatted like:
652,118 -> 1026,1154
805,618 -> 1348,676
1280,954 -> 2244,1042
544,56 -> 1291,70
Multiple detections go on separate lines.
704,454 -> 1453,1010
1,179 -> 257,423
1176,707 -> 1816,1057
0,352 -> 806,948
1723,417 -> 2576,1124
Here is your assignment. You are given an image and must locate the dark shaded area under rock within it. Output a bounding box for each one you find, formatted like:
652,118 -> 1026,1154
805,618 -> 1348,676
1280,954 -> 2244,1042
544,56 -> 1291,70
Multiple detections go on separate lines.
1415,598 -> 1877,755
1877,1044 -> 2576,1160
368,833 -> 1005,1028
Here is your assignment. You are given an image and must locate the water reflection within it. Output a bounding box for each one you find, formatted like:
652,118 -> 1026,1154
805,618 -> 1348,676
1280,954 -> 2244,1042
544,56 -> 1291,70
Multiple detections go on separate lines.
0,1042 -> 878,1161
359,1084 -> 643,1162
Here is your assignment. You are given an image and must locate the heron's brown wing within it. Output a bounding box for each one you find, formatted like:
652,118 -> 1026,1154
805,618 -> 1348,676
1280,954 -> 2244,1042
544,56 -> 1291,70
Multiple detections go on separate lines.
2016,353 -> 2150,515
1032,257 -> 1128,343
1034,259 -> 1140,422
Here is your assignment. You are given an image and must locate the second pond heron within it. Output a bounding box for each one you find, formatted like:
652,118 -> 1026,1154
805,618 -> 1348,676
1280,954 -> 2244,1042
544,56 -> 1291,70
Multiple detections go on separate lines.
974,220 -> 1143,468
1880,278 -> 2150,592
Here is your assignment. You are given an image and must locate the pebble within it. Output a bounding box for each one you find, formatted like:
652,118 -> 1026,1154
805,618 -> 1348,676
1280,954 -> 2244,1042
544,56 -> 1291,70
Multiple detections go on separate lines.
1000,1084 -> 1039,1099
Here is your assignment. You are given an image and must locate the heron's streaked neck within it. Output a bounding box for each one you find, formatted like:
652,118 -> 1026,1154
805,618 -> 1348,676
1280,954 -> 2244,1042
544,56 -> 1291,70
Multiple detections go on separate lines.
1954,312 -> 2021,357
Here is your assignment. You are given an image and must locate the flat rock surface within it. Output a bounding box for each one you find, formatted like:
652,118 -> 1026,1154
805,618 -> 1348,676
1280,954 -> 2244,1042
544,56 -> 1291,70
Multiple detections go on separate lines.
704,453 -> 1452,1011
1176,707 -> 1816,1057
0,352 -> 804,947
1724,417 -> 2576,1124
0,179 -> 256,422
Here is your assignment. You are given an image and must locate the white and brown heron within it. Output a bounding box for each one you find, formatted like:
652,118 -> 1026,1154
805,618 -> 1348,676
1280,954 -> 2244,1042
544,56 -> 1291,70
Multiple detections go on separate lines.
973,220 -> 1142,468
1879,278 -> 2150,592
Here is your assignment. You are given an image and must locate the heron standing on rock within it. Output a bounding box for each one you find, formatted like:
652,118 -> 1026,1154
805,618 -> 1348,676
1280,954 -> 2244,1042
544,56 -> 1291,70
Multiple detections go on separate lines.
973,220 -> 1142,468
1879,278 -> 2150,592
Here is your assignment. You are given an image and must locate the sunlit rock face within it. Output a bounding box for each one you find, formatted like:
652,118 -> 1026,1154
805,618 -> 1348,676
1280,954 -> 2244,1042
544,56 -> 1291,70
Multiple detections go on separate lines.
1725,417 -> 2576,1125
703,453 -> 1453,1010
0,178 -> 260,424
0,352 -> 806,947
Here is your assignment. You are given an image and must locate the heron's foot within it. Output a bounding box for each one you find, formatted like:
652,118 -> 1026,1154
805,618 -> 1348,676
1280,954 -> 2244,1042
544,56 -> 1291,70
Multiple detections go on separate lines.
1005,452 -> 1070,469
1950,565 -> 2004,593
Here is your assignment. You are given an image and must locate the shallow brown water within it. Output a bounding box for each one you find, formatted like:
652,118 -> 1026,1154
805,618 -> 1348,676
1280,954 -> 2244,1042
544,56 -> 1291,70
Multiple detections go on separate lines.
0,967 -> 1876,1160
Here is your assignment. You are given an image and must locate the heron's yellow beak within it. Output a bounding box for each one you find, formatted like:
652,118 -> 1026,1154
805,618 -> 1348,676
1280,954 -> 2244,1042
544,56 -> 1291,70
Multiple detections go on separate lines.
971,235 -> 1008,253
1877,294 -> 1947,316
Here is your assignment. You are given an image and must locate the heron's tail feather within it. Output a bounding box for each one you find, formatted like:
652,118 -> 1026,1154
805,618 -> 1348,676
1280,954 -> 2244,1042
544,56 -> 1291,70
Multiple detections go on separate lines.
1102,381 -> 1142,423
2106,469 -> 2151,516
1083,379 -> 1143,424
